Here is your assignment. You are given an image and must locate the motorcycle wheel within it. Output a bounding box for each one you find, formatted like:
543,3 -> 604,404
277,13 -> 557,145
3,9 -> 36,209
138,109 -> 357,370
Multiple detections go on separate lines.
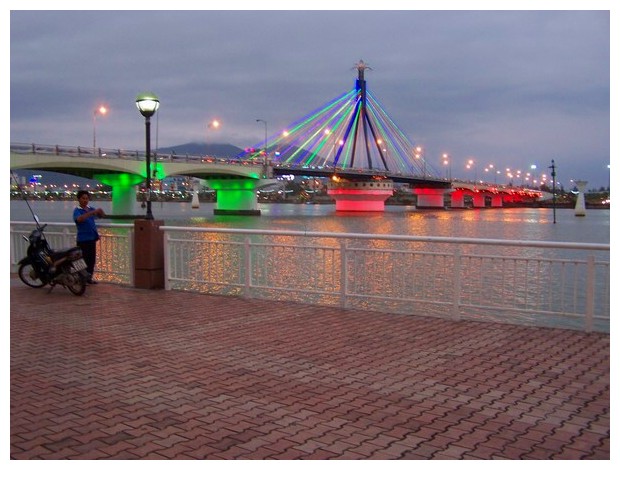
18,263 -> 47,288
66,273 -> 86,296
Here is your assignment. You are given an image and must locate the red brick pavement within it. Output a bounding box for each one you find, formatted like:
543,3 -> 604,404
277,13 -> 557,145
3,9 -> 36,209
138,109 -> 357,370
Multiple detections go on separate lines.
10,277 -> 610,461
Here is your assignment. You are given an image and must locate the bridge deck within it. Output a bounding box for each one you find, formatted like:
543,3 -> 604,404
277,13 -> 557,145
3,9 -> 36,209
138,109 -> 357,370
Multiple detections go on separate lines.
10,276 -> 609,460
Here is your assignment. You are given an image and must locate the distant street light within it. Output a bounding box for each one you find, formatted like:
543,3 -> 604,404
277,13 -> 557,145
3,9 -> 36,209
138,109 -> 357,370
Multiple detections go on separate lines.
135,92 -> 160,220
92,105 -> 108,153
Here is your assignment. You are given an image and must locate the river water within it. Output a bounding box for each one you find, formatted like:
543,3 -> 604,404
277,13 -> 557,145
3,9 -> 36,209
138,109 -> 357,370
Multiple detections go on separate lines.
9,199 -> 611,245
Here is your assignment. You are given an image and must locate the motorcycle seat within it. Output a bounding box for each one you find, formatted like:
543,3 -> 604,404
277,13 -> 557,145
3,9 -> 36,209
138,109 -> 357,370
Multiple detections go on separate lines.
50,246 -> 82,261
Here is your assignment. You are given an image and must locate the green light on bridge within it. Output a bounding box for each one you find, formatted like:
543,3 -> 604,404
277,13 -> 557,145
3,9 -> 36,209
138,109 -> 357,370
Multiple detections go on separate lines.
94,173 -> 144,187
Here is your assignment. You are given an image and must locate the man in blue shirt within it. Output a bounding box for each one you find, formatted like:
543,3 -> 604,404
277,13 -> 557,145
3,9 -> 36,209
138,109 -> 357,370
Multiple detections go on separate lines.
73,190 -> 105,284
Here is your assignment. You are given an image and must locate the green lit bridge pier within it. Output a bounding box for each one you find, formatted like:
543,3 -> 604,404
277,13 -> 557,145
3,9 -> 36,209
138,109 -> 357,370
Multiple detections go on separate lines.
206,177 -> 274,215
92,172 -> 144,216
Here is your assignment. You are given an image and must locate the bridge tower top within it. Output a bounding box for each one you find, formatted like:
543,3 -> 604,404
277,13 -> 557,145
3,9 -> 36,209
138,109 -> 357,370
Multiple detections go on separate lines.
354,59 -> 372,81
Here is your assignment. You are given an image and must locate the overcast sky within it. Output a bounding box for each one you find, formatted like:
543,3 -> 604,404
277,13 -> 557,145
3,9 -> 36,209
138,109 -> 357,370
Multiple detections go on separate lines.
8,4 -> 614,188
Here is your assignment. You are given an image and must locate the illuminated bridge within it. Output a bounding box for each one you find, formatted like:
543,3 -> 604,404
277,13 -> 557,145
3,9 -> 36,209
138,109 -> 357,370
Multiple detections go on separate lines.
10,60 -> 543,214
10,142 -> 544,213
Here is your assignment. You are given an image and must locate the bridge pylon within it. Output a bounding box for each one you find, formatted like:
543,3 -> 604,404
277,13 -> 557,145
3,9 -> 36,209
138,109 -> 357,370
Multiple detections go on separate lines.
206,178 -> 274,215
94,173 -> 145,216
327,178 -> 394,212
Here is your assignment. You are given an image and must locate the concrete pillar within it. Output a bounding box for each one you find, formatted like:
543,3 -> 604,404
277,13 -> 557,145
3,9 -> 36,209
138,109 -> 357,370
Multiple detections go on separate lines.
491,194 -> 503,207
111,185 -> 138,216
413,188 -> 449,208
327,180 -> 394,212
133,219 -> 164,289
450,190 -> 465,208
94,172 -> 143,216
206,178 -> 271,215
191,191 -> 200,209
574,180 -> 588,216
472,192 -> 486,208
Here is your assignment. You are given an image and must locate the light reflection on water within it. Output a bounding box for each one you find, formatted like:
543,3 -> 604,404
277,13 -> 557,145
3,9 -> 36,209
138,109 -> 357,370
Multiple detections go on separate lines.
11,199 -> 610,272
11,200 -> 610,244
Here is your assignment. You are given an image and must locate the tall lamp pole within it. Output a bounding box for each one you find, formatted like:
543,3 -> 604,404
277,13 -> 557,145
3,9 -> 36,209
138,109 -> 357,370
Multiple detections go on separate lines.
92,105 -> 107,153
549,159 -> 557,224
135,92 -> 160,220
442,153 -> 451,181
256,119 -> 267,164
207,119 -> 221,156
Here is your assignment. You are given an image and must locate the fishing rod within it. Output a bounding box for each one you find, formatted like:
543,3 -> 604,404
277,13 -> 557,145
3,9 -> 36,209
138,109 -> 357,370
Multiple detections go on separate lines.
10,169 -> 42,227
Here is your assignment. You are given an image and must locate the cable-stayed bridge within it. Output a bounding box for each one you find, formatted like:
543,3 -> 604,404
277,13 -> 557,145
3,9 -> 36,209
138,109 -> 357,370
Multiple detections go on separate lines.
11,60 -> 543,214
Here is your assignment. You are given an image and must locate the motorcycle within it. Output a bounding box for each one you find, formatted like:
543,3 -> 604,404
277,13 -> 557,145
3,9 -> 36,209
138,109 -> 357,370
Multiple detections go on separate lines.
17,223 -> 88,296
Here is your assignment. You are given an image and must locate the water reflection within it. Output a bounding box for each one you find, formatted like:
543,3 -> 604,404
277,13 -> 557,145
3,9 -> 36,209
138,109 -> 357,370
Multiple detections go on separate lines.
11,200 -> 610,245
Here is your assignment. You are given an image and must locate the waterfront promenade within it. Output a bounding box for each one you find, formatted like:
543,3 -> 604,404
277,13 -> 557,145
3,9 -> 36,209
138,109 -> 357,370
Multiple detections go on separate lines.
10,276 -> 610,461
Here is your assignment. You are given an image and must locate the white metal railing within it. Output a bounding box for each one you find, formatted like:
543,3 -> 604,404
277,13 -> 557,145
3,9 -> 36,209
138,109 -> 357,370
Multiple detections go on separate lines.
10,221 -> 134,285
160,226 -> 610,333
10,222 -> 610,332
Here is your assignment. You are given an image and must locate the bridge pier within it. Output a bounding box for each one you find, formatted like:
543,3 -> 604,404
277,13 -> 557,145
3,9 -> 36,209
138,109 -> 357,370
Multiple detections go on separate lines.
206,178 -> 272,215
472,192 -> 487,208
413,188 -> 450,208
574,181 -> 588,216
94,173 -> 143,216
327,179 -> 394,212
450,190 -> 466,208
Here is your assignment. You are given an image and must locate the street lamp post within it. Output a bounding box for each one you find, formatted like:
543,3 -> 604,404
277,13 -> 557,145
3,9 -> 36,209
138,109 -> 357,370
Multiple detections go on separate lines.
256,119 -> 268,164
414,146 -> 425,178
92,105 -> 107,153
442,153 -> 451,181
549,159 -> 557,224
466,159 -> 477,183
135,92 -> 160,220
206,119 -> 220,156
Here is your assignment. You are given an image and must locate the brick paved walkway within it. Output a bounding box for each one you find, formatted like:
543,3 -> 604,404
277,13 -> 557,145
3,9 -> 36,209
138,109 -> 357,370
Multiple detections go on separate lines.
10,277 -> 610,460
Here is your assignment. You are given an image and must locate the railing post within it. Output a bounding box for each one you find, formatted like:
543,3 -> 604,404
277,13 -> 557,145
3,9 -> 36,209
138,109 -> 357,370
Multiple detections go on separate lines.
244,237 -> 252,297
163,232 -> 170,290
61,227 -> 72,248
340,242 -> 348,309
585,255 -> 595,332
452,246 -> 462,321
10,225 -> 18,269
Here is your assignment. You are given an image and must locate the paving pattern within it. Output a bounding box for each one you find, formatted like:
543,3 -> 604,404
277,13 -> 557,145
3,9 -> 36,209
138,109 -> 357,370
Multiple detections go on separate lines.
10,278 -> 610,460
